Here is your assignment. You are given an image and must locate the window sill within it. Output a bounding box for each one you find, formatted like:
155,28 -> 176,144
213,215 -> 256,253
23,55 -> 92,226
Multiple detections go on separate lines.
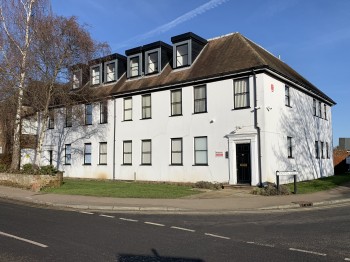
122,119 -> 133,122
104,80 -> 116,84
91,83 -> 101,87
232,106 -> 251,111
285,105 -> 292,108
140,164 -> 152,166
170,164 -> 183,166
169,114 -> 183,117
192,164 -> 209,166
193,111 -> 207,115
64,126 -> 72,128
121,164 -> 132,166
140,118 -> 152,120
83,164 -> 91,166
99,122 -> 108,125
84,124 -> 93,126
98,163 -> 107,166
174,64 -> 190,69
63,164 -> 71,166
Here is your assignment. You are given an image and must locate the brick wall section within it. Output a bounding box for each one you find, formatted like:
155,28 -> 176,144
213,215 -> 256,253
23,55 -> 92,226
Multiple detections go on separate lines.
333,149 -> 350,174
0,172 -> 63,192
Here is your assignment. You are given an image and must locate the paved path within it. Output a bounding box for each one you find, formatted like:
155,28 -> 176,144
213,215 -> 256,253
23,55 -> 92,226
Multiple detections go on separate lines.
0,184 -> 350,213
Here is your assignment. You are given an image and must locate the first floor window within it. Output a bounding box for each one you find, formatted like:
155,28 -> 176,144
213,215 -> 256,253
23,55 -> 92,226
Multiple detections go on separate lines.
326,142 -> 329,158
84,143 -> 91,165
141,140 -> 152,165
48,150 -> 53,166
142,95 -> 151,119
100,101 -> 108,124
315,141 -> 319,159
194,85 -> 207,113
234,78 -> 249,108
171,138 -> 183,165
171,89 -> 182,116
324,104 -> 327,120
48,110 -> 54,129
85,104 -> 92,125
321,141 -> 324,158
285,85 -> 290,106
65,144 -> 71,165
313,99 -> 317,116
123,141 -> 132,165
319,101 -> 322,118
194,137 -> 208,165
287,136 -> 293,158
65,106 -> 72,127
99,142 -> 107,165
124,97 -> 132,121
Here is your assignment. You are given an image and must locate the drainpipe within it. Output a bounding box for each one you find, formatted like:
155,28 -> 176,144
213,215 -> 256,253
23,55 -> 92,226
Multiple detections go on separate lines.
113,98 -> 116,180
252,69 -> 263,187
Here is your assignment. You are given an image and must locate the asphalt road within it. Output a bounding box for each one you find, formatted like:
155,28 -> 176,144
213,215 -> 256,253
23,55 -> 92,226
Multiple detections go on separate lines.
0,199 -> 349,262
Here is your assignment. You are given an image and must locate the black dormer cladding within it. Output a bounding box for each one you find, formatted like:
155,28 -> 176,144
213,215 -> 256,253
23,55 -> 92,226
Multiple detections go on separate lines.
171,32 -> 207,66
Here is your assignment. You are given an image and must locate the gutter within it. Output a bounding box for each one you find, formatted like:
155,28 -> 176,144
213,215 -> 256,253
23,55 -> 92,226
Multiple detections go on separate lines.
252,69 -> 263,187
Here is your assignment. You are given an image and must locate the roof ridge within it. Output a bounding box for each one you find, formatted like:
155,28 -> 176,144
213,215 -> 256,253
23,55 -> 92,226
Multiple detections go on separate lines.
237,34 -> 269,66
208,32 -> 238,41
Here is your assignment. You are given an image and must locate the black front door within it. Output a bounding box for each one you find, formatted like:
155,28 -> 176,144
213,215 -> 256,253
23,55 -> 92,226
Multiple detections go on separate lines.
236,143 -> 251,184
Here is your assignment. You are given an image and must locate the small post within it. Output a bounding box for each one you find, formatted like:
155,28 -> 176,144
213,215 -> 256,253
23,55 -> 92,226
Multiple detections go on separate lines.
276,171 -> 279,194
293,174 -> 297,194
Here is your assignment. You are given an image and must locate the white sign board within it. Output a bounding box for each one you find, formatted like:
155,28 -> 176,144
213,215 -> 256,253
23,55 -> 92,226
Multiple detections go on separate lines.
0,146 -> 2,154
346,157 -> 350,165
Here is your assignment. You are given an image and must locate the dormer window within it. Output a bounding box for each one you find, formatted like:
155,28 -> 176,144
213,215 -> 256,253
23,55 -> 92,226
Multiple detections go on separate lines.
72,70 -> 82,89
127,54 -> 141,78
91,64 -> 101,85
145,49 -> 160,74
175,42 -> 190,67
105,60 -> 116,82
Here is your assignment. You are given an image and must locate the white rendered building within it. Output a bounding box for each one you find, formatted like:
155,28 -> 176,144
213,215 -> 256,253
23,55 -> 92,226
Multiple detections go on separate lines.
35,32 -> 335,185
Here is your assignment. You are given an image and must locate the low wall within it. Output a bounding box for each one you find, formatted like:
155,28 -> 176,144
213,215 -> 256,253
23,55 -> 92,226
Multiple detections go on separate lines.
0,172 -> 63,192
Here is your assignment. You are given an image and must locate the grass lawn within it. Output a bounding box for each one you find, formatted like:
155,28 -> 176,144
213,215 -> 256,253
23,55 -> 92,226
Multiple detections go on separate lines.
43,179 -> 201,199
285,173 -> 350,194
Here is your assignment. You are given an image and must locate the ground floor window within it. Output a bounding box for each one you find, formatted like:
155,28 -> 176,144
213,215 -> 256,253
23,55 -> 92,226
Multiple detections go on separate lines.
287,136 -> 293,158
99,142 -> 107,165
194,136 -> 208,165
171,138 -> 183,165
65,144 -> 71,165
123,141 -> 132,165
84,143 -> 92,165
315,141 -> 319,159
141,140 -> 152,165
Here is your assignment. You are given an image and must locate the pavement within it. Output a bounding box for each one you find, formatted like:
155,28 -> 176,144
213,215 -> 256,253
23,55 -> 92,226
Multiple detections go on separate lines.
0,184 -> 350,214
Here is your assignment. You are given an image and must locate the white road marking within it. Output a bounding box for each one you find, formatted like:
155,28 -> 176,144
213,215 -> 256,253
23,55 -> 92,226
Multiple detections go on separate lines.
204,233 -> 230,240
289,248 -> 326,256
99,214 -> 115,218
119,218 -> 138,222
0,231 -> 48,248
170,226 -> 195,232
144,222 -> 165,227
246,241 -> 274,248
79,211 -> 94,215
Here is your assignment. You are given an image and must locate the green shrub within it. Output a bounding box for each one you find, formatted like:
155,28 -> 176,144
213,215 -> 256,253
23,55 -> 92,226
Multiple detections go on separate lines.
194,181 -> 223,190
252,184 -> 290,196
0,163 -> 8,172
39,165 -> 58,175
21,163 -> 38,174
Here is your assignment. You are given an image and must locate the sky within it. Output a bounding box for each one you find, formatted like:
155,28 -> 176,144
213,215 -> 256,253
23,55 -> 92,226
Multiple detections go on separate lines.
51,0 -> 350,147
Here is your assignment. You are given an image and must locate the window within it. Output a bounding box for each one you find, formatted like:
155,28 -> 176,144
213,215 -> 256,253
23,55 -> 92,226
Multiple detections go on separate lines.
85,104 -> 92,125
194,137 -> 208,165
321,141 -> 324,158
84,143 -> 91,165
99,142 -> 107,165
315,141 -> 319,159
123,97 -> 132,121
313,99 -> 317,116
48,110 -> 54,129
326,142 -> 329,158
194,85 -> 207,113
285,85 -> 290,106
287,137 -> 293,158
146,51 -> 158,74
72,70 -> 81,89
175,43 -> 189,67
48,150 -> 53,166
171,138 -> 183,165
123,141 -> 132,165
105,61 -> 116,82
324,104 -> 327,120
100,101 -> 108,124
234,78 -> 250,109
319,101 -> 322,118
65,106 -> 72,127
91,65 -> 101,85
129,56 -> 140,77
171,89 -> 182,116
141,140 -> 152,165
65,144 -> 71,165
142,95 -> 151,119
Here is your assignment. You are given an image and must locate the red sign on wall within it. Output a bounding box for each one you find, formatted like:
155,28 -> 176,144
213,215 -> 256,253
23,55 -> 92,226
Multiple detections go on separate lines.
271,84 -> 274,92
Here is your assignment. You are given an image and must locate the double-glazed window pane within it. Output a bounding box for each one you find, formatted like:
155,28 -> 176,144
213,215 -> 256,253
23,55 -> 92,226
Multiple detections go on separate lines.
85,104 -> 92,125
123,141 -> 132,165
194,137 -> 208,165
234,78 -> 249,108
130,57 -> 139,77
171,138 -> 183,165
176,44 -> 188,67
65,144 -> 71,165
91,66 -> 100,85
142,95 -> 151,119
171,90 -> 182,116
124,98 -> 132,121
142,140 -> 152,165
194,85 -> 206,113
106,62 -> 115,82
100,101 -> 108,124
99,142 -> 107,164
148,52 -> 158,73
84,143 -> 91,165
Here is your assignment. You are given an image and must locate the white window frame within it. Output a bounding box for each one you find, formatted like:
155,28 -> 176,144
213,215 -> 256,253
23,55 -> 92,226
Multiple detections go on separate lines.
104,60 -> 117,83
90,64 -> 102,85
84,143 -> 92,165
145,49 -> 160,75
127,54 -> 142,78
123,97 -> 132,121
141,140 -> 152,165
99,142 -> 107,165
72,69 -> 82,89
171,138 -> 183,165
234,78 -> 250,109
194,136 -> 208,165
171,89 -> 182,116
123,140 -> 132,165
173,40 -> 191,68
100,101 -> 108,124
194,85 -> 207,114
141,94 -> 151,119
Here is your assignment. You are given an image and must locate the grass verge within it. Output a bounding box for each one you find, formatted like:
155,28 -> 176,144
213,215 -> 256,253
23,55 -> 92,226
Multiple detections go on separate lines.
285,173 -> 350,194
42,179 -> 201,199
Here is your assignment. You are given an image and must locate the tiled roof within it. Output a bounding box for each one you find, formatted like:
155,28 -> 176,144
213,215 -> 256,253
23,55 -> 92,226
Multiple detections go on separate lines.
84,33 -> 335,105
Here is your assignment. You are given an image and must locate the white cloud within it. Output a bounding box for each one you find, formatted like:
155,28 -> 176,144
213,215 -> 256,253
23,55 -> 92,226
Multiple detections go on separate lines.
114,0 -> 229,49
